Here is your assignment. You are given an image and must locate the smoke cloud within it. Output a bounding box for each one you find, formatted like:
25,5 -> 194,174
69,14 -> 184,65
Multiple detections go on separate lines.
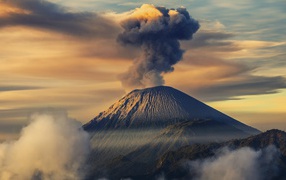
189,146 -> 280,180
0,113 -> 90,180
117,4 -> 199,90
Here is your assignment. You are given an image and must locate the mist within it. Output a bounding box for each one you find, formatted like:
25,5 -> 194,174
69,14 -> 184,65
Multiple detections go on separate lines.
0,113 -> 90,180
188,146 -> 280,180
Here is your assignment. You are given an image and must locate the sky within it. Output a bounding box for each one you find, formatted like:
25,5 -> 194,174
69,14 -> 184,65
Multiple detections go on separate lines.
0,0 -> 286,141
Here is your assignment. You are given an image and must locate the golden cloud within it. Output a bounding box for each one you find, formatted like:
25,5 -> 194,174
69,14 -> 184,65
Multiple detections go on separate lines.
0,4 -> 31,17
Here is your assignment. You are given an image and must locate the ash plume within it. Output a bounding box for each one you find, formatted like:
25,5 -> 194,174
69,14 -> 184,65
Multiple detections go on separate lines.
117,4 -> 199,90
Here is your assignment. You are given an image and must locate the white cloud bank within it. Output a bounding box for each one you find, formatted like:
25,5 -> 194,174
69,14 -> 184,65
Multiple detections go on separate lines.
0,113 -> 90,180
189,146 -> 280,180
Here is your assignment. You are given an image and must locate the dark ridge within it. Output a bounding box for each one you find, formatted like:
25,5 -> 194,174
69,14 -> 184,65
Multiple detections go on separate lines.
154,129 -> 286,180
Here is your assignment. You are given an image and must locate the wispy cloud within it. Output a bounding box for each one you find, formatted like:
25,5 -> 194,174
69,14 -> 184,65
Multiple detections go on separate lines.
0,85 -> 41,92
0,0 -> 120,39
166,23 -> 286,101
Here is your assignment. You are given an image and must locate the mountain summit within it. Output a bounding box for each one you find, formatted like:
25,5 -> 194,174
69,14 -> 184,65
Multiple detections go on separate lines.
84,86 -> 262,179
83,86 -> 259,135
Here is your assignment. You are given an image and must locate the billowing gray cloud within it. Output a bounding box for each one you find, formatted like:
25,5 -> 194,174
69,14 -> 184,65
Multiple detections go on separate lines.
117,4 -> 199,90
0,0 -> 120,39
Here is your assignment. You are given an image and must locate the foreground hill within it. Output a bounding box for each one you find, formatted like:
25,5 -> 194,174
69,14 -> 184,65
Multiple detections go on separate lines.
86,129 -> 286,180
156,129 -> 286,180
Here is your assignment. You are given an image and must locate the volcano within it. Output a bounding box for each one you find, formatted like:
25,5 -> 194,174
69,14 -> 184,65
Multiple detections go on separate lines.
83,86 -> 259,135
84,86 -> 262,179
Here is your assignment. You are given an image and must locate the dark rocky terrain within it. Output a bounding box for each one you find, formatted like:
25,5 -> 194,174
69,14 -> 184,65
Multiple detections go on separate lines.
87,129 -> 286,180
156,129 -> 286,180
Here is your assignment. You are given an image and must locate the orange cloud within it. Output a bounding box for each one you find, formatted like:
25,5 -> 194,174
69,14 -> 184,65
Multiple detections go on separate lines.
0,4 -> 31,17
128,4 -> 163,20
0,26 -> 131,82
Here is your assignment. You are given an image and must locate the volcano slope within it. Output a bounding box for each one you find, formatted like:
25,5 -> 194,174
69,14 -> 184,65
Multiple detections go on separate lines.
84,86 -> 259,134
83,86 -> 260,179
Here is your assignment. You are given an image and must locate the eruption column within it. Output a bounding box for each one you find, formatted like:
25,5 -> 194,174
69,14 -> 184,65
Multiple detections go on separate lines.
117,4 -> 199,90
